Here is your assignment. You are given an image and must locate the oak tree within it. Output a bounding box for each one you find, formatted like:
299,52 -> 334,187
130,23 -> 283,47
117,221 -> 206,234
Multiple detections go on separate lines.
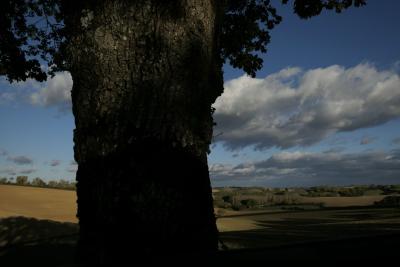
0,0 -> 365,264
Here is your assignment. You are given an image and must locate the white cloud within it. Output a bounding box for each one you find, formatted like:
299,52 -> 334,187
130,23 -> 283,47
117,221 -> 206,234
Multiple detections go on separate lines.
211,149 -> 400,187
209,163 -> 235,176
393,137 -> 400,145
0,149 -> 8,157
66,160 -> 78,173
0,166 -> 17,176
19,168 -> 37,174
30,72 -> 72,112
213,63 -> 400,150
66,166 -> 77,173
49,160 -> 61,167
7,155 -> 33,165
1,71 -> 73,113
270,151 -> 313,162
0,166 -> 36,176
360,136 -> 378,145
0,92 -> 16,104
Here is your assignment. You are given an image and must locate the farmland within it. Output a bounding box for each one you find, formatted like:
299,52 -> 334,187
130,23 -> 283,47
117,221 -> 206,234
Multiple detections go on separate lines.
1,184 -> 397,225
1,184 -> 400,264
0,184 -> 77,223
218,207 -> 400,249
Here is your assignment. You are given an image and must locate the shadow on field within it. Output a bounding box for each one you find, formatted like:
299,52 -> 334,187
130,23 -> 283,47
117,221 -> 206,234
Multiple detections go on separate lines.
1,209 -> 400,265
217,207 -> 400,263
215,233 -> 400,263
0,216 -> 78,267
220,208 -> 400,249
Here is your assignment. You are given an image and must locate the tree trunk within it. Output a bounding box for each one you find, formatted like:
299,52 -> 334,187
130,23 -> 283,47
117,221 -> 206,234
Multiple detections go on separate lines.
63,0 -> 224,264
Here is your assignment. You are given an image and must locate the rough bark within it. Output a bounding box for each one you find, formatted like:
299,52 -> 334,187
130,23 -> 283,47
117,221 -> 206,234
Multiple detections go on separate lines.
63,0 -> 224,264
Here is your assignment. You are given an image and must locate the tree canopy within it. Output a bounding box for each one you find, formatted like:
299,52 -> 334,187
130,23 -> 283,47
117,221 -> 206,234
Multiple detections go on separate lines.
0,0 -> 366,82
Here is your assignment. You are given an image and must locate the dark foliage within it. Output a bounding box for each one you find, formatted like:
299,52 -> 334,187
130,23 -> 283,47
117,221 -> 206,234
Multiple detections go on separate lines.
220,0 -> 366,77
0,0 -> 64,82
0,0 -> 366,82
374,195 -> 400,207
220,0 -> 283,77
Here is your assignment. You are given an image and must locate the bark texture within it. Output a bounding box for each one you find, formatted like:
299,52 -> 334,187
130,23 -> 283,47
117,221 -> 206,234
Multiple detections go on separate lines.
63,0 -> 223,264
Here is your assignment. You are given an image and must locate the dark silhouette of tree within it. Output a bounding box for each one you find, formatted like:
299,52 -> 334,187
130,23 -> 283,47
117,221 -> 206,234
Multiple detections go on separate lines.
0,0 -> 366,264
31,177 -> 46,187
16,176 -> 28,185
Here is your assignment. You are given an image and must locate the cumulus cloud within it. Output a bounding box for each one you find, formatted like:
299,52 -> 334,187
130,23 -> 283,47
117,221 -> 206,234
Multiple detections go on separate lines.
0,149 -> 8,157
1,72 -> 72,113
0,166 -> 36,175
19,168 -> 37,174
7,155 -> 33,165
213,63 -> 400,150
66,167 -> 77,173
0,166 -> 17,176
323,147 -> 346,154
30,71 -> 72,112
67,160 -> 78,173
360,136 -> 378,145
0,92 -> 16,104
210,149 -> 400,187
49,160 -> 61,167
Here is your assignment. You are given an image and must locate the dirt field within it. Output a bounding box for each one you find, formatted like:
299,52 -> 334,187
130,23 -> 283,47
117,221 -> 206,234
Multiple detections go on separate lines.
1,185 -> 400,265
0,185 -> 77,223
0,184 -> 392,229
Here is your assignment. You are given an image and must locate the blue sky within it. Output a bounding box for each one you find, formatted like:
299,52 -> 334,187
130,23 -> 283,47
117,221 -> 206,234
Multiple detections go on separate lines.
1,1 -> 400,187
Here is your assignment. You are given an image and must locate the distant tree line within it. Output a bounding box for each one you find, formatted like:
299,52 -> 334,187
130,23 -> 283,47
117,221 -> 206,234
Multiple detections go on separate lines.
213,188 -> 301,211
302,185 -> 400,197
0,176 -> 76,190
213,185 -> 400,212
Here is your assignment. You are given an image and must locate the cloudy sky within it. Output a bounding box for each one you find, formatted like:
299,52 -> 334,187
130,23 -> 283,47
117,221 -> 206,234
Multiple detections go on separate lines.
1,1 -> 399,187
